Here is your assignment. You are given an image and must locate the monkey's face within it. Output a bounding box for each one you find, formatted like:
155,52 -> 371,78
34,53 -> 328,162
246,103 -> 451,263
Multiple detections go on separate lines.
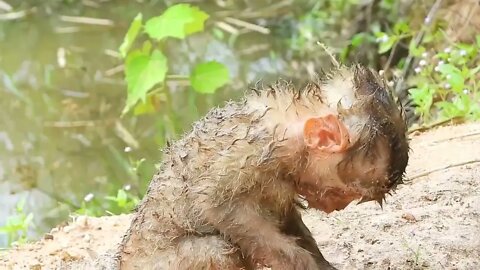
295,145 -> 390,213
298,125 -> 403,213
295,65 -> 409,213
296,115 -> 366,213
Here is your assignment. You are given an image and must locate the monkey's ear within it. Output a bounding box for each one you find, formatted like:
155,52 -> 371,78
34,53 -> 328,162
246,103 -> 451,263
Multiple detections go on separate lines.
303,114 -> 349,153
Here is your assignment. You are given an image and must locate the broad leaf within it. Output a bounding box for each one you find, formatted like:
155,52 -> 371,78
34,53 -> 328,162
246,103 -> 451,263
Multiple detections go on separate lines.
376,33 -> 397,54
438,64 -> 464,92
190,61 -> 229,94
119,13 -> 143,58
123,49 -> 168,114
144,4 -> 209,41
184,6 -> 209,35
393,21 -> 410,34
351,33 -> 366,47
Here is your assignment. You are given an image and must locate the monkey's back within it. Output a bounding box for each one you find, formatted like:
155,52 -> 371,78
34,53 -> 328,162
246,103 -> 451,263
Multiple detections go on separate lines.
131,99 -> 276,242
120,85 -> 326,267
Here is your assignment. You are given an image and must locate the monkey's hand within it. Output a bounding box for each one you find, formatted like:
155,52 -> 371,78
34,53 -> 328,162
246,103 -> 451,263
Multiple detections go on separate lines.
282,206 -> 338,270
205,200 -> 319,270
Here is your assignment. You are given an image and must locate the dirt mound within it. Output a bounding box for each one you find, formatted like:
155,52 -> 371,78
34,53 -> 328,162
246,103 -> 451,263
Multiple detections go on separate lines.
1,123 -> 479,270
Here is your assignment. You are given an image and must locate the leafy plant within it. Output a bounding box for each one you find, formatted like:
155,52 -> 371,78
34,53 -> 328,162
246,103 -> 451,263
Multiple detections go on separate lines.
119,4 -> 231,115
75,186 -> 140,217
375,19 -> 480,124
374,21 -> 412,54
408,43 -> 480,122
0,198 -> 34,247
105,188 -> 140,214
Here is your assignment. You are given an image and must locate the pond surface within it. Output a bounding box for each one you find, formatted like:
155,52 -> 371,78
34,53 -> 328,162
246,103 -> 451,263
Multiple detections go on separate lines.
0,0 -> 353,246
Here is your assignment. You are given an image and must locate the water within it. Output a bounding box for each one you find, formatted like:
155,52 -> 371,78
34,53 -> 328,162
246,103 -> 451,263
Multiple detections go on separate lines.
0,0 -> 351,246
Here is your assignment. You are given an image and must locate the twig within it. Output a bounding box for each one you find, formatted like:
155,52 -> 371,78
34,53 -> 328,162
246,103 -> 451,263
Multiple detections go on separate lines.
0,0 -> 12,11
104,49 -> 121,58
432,130 -> 480,143
394,0 -> 443,96
408,159 -> 480,180
238,44 -> 270,56
44,120 -> 97,128
114,120 -> 139,149
224,17 -> 270,34
215,21 -> 239,35
214,0 -> 292,19
104,64 -> 124,77
0,8 -> 35,20
82,0 -> 101,8
383,41 -> 398,72
408,116 -> 463,134
316,42 -> 340,68
54,26 -> 81,34
60,15 -> 114,26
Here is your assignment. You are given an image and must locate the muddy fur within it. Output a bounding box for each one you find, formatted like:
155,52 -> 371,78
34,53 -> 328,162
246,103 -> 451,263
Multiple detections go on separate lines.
116,65 -> 409,270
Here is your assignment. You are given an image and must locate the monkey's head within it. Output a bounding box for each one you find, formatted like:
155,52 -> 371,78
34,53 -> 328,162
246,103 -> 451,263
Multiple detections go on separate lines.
295,65 -> 409,213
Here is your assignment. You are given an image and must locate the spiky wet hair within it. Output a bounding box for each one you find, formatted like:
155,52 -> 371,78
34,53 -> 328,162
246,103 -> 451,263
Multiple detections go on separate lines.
335,65 -> 410,201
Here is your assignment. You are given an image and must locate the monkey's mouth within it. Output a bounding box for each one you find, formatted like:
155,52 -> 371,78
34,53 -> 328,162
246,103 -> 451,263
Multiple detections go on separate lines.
296,184 -> 388,213
296,184 -> 362,213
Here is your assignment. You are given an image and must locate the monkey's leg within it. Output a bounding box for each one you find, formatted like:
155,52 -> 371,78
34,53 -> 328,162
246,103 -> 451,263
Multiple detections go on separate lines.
205,200 -> 318,270
153,235 -> 249,270
282,207 -> 337,270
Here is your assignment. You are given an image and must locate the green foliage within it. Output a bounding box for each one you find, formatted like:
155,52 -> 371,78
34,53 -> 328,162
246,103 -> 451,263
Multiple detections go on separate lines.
374,17 -> 480,124
0,198 -> 34,247
75,186 -> 140,217
144,4 -> 209,40
119,4 -> 230,115
119,13 -> 143,58
105,189 -> 139,214
375,21 -> 412,54
123,49 -> 168,114
190,61 -> 230,93
407,41 -> 480,123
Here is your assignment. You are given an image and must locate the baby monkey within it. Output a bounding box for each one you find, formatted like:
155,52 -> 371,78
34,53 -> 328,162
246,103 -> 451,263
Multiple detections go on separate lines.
117,64 -> 409,270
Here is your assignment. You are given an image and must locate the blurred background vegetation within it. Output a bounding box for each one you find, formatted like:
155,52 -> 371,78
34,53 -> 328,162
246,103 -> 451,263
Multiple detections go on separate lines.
0,0 -> 479,247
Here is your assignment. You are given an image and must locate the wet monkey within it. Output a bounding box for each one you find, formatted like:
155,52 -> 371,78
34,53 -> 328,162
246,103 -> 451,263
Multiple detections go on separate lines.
117,64 -> 409,270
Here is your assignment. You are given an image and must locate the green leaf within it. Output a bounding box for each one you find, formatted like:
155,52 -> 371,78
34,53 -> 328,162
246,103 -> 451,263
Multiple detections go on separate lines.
117,189 -> 128,206
393,21 -> 410,34
469,66 -> 480,77
438,64 -> 464,92
123,49 -> 168,114
408,39 -> 425,56
119,13 -> 143,58
184,6 -> 209,35
190,61 -> 230,94
23,213 -> 33,227
436,101 -> 462,119
351,33 -> 366,47
409,86 -> 433,117
376,33 -> 397,54
144,4 -> 209,41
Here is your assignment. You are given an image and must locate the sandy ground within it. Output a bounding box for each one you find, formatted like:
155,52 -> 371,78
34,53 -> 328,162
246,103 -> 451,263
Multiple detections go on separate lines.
0,122 -> 479,270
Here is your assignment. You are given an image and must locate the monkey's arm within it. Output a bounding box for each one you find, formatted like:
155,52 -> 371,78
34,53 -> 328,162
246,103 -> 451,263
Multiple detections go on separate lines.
205,199 -> 318,270
282,206 -> 337,270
